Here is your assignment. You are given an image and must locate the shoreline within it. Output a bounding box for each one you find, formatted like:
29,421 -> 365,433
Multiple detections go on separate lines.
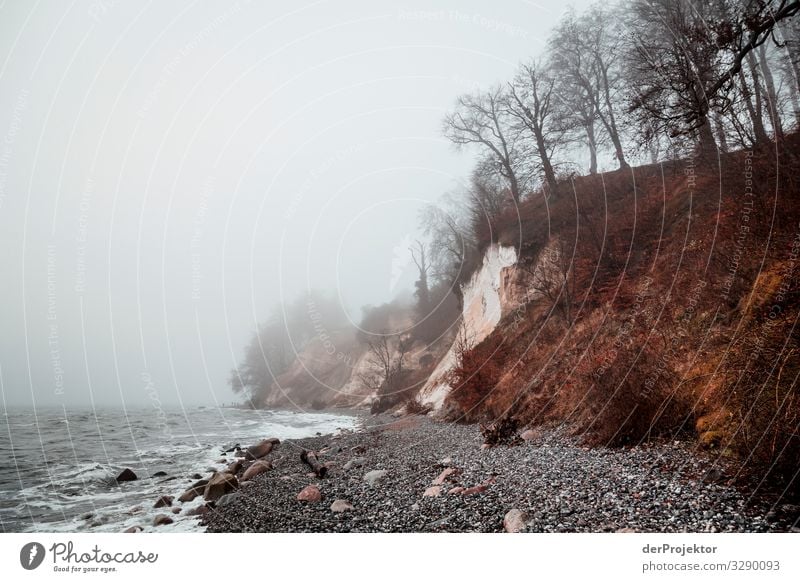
199,414 -> 797,533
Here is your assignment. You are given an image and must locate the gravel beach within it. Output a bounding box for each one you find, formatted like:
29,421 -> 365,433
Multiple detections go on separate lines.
202,415 -> 798,533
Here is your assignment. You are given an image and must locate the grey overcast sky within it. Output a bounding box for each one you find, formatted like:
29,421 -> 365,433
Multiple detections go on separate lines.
0,0 -> 592,408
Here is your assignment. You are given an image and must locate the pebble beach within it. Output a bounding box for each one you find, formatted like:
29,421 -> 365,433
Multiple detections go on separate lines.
201,415 -> 798,533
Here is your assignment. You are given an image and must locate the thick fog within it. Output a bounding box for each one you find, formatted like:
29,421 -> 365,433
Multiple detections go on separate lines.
0,0 -> 590,408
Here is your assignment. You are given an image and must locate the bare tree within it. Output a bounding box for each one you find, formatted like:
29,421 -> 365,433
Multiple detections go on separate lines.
551,5 -> 630,170
420,199 -> 475,298
549,10 -> 603,174
410,240 -> 431,315
360,332 -> 412,409
624,0 -> 723,152
625,0 -> 799,150
757,43 -> 785,141
505,60 -> 565,197
443,87 -> 525,204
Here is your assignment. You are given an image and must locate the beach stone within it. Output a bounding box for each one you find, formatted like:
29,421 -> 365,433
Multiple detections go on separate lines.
153,495 -> 173,508
297,485 -> 321,502
153,514 -> 173,526
178,479 -> 209,503
152,471 -> 168,477
462,484 -> 488,496
123,526 -> 143,533
343,457 -> 366,470
702,467 -> 725,484
423,486 -> 442,498
171,507 -> 181,514
203,472 -> 238,502
178,489 -> 200,503
432,468 -> 455,485
215,492 -> 241,508
440,457 -> 452,466
503,509 -> 529,533
330,499 -> 354,513
191,473 -> 203,480
241,460 -> 272,481
520,429 -> 537,441
186,505 -> 210,517
116,468 -> 138,482
245,439 -> 277,460
363,470 -> 387,486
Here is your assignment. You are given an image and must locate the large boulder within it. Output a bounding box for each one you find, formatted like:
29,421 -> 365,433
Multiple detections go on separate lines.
241,460 -> 272,482
116,468 -> 138,483
245,438 -> 280,460
296,485 -> 321,503
203,472 -> 239,502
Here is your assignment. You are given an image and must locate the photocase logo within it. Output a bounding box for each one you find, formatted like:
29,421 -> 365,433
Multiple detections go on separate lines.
20,542 -> 46,570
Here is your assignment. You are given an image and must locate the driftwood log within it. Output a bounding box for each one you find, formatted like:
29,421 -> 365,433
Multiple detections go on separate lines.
300,450 -> 328,478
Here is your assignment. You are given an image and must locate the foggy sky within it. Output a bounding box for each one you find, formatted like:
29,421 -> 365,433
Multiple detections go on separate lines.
0,0 -> 591,408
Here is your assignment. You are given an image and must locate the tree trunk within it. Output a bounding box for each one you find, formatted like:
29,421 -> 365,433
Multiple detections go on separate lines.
746,52 -> 770,143
586,121 -> 598,175
648,141 -> 659,165
696,116 -> 718,156
506,165 -> 521,204
599,65 -> 629,169
713,114 -> 728,153
535,131 -> 558,197
739,69 -> 769,144
758,44 -> 784,142
788,80 -> 800,129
